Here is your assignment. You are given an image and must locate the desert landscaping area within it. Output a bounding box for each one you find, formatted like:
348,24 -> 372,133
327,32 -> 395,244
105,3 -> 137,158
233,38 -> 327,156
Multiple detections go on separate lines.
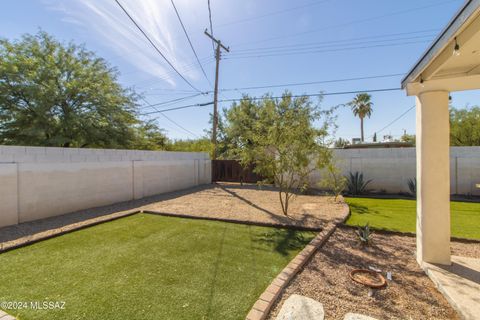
269,227 -> 480,320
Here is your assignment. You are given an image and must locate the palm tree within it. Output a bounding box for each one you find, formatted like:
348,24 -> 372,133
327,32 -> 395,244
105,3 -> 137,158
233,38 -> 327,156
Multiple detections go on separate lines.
348,93 -> 373,142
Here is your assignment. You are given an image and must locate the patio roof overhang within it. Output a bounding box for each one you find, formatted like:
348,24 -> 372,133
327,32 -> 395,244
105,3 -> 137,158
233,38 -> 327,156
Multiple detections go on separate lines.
402,0 -> 480,96
400,0 -> 480,268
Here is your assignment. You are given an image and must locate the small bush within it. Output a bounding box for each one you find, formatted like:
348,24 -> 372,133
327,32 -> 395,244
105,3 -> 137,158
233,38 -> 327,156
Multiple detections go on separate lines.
346,172 -> 372,195
356,223 -> 374,246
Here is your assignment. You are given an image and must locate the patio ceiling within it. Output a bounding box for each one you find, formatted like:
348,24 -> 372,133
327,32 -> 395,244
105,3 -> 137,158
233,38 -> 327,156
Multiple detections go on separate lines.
402,0 -> 480,95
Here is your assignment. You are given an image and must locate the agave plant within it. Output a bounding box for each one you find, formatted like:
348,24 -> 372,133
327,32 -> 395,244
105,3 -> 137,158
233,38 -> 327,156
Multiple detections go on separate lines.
407,178 -> 417,198
356,223 -> 374,246
346,172 -> 372,195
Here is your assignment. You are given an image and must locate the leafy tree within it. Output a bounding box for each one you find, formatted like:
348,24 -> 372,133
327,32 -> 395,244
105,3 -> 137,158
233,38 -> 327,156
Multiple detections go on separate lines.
334,137 -> 350,148
132,121 -> 168,150
222,96 -> 265,164
450,106 -> 480,146
223,92 -> 335,216
400,133 -> 416,145
347,93 -> 373,142
0,31 -> 157,149
166,138 -> 212,154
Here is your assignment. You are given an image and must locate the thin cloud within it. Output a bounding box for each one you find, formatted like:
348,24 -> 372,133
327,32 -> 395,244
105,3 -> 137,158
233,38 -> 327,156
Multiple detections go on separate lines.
44,0 -> 201,87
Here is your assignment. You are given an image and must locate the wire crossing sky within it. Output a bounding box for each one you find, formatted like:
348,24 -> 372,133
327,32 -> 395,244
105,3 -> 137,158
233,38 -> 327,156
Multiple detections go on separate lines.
1,0 -> 478,141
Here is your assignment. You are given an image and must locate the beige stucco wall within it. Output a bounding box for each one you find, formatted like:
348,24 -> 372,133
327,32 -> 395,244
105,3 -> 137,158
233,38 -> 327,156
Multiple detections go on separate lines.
0,146 -> 211,227
0,163 -> 19,228
310,146 -> 480,195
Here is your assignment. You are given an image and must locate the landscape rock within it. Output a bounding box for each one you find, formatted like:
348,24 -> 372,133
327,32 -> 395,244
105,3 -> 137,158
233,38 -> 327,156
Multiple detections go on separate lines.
276,294 -> 324,320
344,312 -> 378,320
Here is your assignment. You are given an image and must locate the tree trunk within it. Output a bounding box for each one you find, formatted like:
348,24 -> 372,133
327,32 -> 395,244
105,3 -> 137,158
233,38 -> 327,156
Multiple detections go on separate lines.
360,117 -> 364,142
278,190 -> 289,216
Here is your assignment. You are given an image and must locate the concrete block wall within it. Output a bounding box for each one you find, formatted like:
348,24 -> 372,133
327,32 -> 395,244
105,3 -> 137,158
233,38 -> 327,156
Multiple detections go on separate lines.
310,146 -> 480,195
0,146 -> 211,228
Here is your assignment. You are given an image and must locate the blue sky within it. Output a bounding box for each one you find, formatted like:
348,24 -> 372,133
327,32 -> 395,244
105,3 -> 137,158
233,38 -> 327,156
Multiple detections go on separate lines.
1,0 -> 479,141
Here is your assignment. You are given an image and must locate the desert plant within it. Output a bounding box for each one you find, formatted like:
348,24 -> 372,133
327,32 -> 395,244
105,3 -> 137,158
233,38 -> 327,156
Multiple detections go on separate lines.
346,172 -> 372,195
407,178 -> 417,198
356,223 -> 374,245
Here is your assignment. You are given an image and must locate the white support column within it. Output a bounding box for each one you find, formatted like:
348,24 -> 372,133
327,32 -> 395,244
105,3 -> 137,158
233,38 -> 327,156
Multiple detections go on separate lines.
416,90 -> 451,265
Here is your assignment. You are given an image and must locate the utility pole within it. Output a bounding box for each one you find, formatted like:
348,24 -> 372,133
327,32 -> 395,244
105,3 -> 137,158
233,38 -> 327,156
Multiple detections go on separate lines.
204,29 -> 229,160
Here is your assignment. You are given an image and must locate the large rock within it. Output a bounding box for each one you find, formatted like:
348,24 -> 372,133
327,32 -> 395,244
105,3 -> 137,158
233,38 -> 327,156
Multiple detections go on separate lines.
344,313 -> 378,320
276,294 -> 324,320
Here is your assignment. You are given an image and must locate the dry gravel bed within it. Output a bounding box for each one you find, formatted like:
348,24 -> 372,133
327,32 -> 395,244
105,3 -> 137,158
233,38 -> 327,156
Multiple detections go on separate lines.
141,183 -> 346,229
267,227 -> 479,320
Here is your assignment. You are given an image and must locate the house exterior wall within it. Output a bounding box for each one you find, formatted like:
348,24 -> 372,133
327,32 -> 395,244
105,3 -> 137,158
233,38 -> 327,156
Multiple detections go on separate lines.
0,146 -> 211,228
309,146 -> 480,195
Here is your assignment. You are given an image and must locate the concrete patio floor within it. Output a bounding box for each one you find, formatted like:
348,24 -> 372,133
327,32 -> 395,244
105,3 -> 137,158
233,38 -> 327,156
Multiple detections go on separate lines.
423,256 -> 480,320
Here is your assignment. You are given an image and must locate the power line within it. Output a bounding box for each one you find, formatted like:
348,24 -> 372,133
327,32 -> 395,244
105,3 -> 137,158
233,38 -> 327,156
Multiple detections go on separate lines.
141,88 -> 402,115
219,73 -> 405,92
216,0 -> 332,28
232,34 -> 435,54
141,97 -> 200,138
232,0 -> 460,47
217,88 -> 402,103
132,57 -> 214,89
138,93 -> 207,110
170,0 -> 212,88
371,105 -> 416,138
127,29 -> 436,90
225,40 -> 431,60
141,101 -> 214,115
121,56 -> 212,79
157,113 -> 200,138
114,0 -> 202,93
233,29 -> 438,53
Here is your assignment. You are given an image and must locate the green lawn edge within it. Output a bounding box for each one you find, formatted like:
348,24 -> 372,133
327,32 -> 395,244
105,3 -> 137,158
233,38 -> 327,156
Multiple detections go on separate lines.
345,197 -> 480,240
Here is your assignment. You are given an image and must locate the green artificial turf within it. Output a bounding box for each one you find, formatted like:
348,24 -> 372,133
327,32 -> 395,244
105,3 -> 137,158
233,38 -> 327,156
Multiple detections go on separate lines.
345,197 -> 480,239
0,214 -> 315,320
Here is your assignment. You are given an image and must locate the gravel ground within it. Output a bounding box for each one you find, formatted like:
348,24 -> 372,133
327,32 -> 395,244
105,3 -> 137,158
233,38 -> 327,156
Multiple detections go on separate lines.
268,227 -> 472,320
142,183 -> 347,229
0,183 -> 345,250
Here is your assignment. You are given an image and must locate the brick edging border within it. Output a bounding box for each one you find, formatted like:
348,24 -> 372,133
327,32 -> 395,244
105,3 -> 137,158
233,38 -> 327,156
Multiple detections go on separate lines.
245,201 -> 350,320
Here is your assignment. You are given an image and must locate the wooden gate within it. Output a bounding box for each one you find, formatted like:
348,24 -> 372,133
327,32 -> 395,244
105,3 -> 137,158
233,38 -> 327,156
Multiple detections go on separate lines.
211,160 -> 262,183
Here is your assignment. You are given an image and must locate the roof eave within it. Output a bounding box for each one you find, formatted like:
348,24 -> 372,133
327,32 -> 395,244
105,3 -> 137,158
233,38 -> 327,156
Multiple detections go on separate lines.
401,0 -> 480,89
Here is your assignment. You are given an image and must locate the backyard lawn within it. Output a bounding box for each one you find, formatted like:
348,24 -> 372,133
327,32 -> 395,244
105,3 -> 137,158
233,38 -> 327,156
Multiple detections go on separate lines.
345,197 -> 480,239
0,214 -> 315,320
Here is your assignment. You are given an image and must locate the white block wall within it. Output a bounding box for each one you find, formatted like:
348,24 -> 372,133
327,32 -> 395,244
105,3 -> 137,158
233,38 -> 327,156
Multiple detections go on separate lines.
0,146 -> 211,228
310,146 -> 480,195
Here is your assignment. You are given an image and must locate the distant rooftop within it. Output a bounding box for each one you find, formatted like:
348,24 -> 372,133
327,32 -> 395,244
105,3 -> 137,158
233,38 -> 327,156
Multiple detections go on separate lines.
340,142 -> 414,149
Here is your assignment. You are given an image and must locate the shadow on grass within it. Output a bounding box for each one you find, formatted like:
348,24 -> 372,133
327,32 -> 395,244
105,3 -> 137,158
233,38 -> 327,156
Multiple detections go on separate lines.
252,228 -> 312,256
348,202 -> 370,215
